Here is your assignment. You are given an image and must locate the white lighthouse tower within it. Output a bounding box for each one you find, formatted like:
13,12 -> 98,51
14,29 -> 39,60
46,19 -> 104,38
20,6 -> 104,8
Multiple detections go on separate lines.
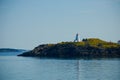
74,33 -> 80,42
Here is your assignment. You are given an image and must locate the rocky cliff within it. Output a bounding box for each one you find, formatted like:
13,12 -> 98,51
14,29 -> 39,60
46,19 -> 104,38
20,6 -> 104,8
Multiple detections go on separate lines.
18,38 -> 120,58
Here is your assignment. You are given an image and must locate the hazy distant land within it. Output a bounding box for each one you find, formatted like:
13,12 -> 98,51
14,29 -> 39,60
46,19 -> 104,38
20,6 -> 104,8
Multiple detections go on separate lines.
0,48 -> 26,52
0,48 -> 26,56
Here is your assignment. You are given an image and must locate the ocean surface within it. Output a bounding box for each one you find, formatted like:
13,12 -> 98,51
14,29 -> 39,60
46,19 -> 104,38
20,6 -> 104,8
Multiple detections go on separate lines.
0,52 -> 120,80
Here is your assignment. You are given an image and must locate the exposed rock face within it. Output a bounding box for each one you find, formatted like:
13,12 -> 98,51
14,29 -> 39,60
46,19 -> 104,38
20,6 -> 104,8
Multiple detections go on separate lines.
18,41 -> 120,58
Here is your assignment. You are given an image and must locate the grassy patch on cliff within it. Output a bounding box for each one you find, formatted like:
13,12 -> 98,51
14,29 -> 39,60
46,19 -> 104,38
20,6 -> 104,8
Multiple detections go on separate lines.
59,38 -> 119,48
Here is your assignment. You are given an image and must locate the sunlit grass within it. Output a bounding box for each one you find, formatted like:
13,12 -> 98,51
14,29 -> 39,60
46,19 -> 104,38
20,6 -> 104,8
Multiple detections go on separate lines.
58,38 -> 120,48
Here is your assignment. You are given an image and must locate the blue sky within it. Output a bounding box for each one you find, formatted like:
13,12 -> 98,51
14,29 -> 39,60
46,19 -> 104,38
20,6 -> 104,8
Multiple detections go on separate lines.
0,0 -> 120,49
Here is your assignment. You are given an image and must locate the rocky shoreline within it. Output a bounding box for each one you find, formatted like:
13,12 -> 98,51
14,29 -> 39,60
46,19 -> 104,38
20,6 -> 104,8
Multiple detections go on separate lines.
18,38 -> 120,58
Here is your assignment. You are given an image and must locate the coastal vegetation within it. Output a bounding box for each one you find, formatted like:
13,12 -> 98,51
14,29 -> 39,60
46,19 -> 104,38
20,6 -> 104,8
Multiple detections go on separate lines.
18,38 -> 120,58
59,38 -> 119,48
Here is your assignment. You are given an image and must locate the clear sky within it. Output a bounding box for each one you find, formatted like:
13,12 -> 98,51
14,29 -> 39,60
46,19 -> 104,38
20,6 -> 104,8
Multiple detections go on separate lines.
0,0 -> 120,49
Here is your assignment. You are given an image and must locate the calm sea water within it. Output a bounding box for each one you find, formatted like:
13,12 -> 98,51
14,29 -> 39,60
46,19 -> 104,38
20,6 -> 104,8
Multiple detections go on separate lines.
0,52 -> 120,80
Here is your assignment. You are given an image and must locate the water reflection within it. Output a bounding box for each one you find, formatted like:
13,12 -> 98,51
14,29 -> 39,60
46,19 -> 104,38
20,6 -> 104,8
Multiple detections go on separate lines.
0,56 -> 120,80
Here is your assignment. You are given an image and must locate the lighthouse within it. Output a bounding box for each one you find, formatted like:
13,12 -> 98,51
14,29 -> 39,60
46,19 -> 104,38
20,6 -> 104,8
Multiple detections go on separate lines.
74,33 -> 80,42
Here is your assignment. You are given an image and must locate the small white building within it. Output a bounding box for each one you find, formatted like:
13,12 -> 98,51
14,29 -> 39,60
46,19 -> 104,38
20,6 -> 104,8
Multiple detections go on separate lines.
118,40 -> 120,44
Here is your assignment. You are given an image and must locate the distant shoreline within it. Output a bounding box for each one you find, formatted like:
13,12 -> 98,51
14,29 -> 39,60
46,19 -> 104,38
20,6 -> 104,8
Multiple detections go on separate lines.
0,48 -> 26,52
